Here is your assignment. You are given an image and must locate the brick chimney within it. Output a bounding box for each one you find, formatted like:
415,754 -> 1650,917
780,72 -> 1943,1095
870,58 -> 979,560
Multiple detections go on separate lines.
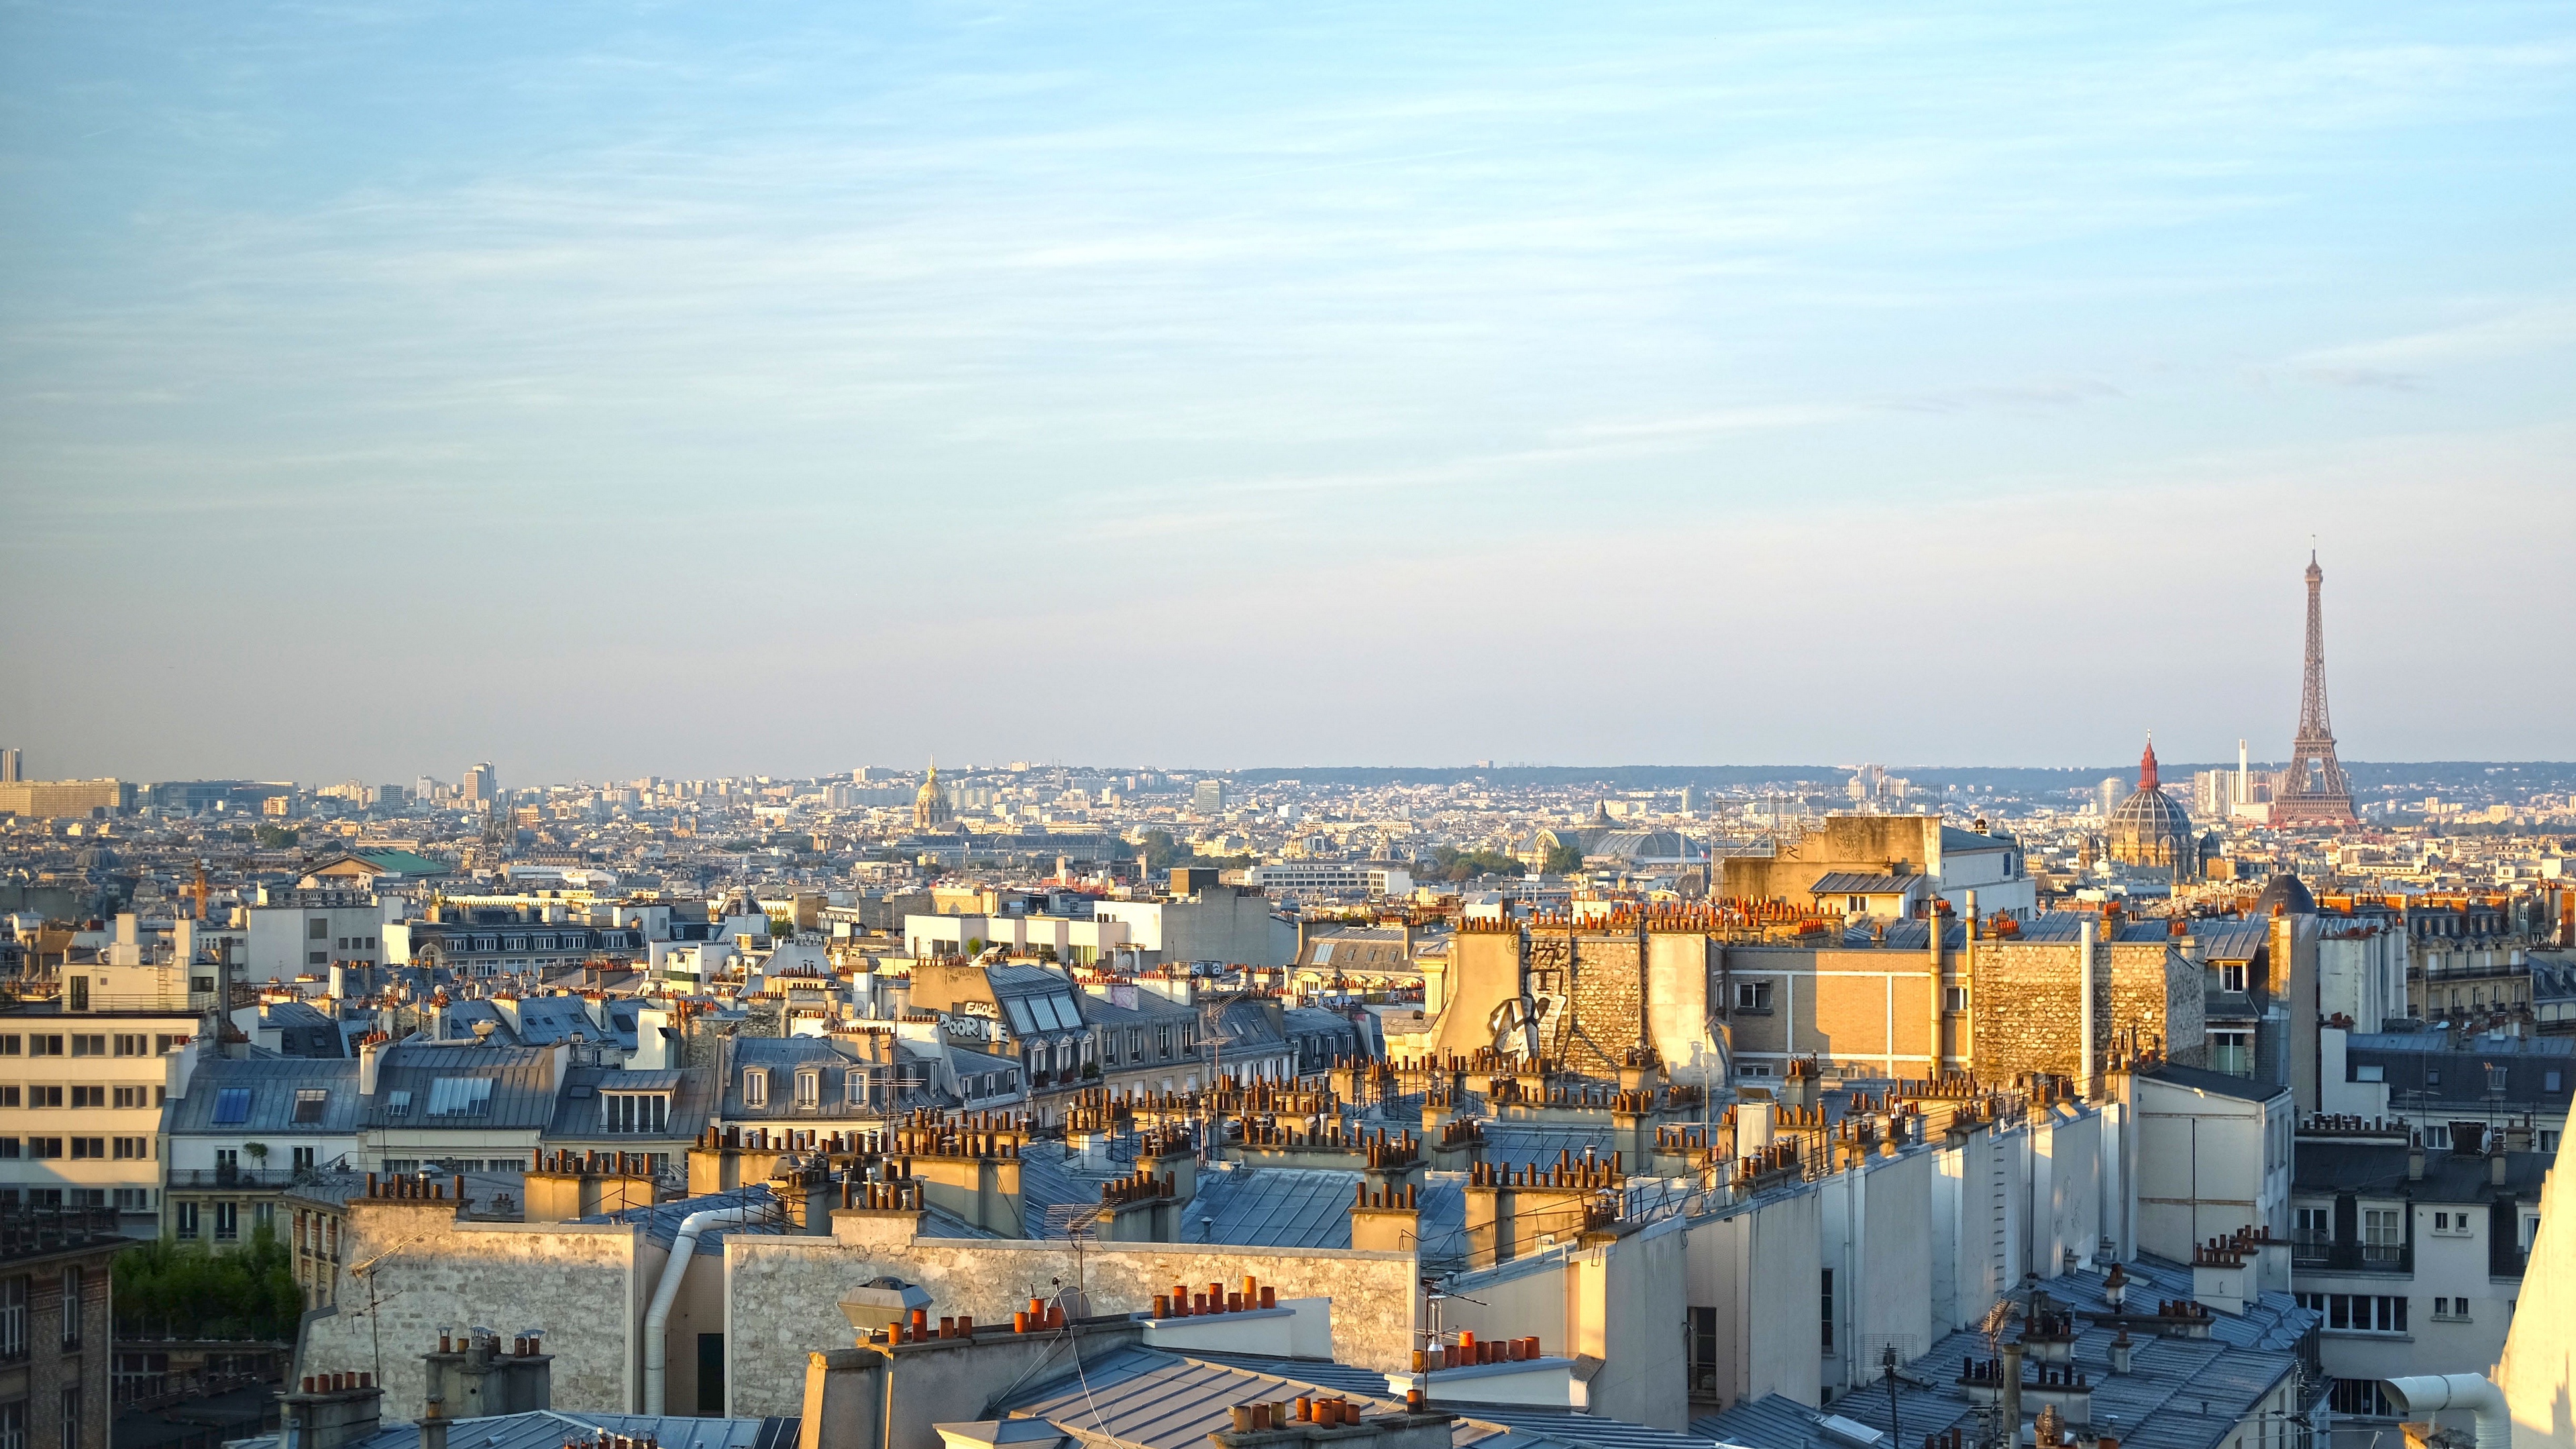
282,1371 -> 382,1449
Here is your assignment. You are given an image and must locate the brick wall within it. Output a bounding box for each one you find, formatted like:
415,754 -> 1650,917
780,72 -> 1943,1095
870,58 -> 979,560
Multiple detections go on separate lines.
16,1245 -> 116,1449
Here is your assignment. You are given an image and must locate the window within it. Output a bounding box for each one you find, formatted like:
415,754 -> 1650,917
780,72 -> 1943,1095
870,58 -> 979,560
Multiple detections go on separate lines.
155,1035 -> 184,1055
843,1069 -> 867,1106
0,1399 -> 20,1449
113,1189 -> 148,1212
68,1139 -> 103,1160
2220,962 -> 2247,993
59,1269 -> 80,1348
602,1093 -> 668,1134
0,1277 -> 23,1362
292,1090 -> 328,1124
0,1142 -> 15,1161
2355,1064 -> 2385,1082
2328,1379 -> 2396,1417
795,1071 -> 820,1108
2432,1297 -> 2471,1321
424,1077 -> 493,1117
28,1037 -> 61,1057
309,918 -> 329,940
1944,986 -> 1970,1012
743,1070 -> 768,1108
2547,1071 -> 2565,1093
69,1036 -> 103,1058
111,1138 -> 146,1160
385,1090 -> 411,1118
292,1146 -> 315,1170
25,1140 -> 60,1160
1735,981 -> 1774,1012
1821,1267 -> 1835,1350
69,1087 -> 103,1109
174,1202 -> 199,1239
1127,1028 -> 1143,1061
111,1087 -> 144,1110
2322,1293 -> 2408,1332
214,1202 -> 239,1241
0,1091 -> 15,1110
0,1038 -> 13,1056
27,1089 -> 59,1110
2210,1030 -> 2252,1076
2364,1208 -> 2403,1261
211,1088 -> 252,1125
61,1386 -> 78,1449
2294,1205 -> 2330,1247
113,1035 -> 145,1057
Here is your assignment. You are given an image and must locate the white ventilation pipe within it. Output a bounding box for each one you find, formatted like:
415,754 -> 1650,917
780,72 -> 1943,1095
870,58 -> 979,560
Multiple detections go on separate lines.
2078,919 -> 2096,1094
2382,1374 -> 2508,1449
641,1205 -> 755,1415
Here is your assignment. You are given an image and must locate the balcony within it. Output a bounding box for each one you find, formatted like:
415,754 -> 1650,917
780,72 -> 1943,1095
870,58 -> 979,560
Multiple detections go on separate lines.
167,1167 -> 305,1190
0,1203 -> 125,1262
2290,1236 -> 2412,1274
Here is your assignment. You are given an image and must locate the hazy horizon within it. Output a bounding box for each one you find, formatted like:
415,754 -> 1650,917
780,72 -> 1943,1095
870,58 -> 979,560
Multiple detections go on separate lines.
6,3 -> 2571,782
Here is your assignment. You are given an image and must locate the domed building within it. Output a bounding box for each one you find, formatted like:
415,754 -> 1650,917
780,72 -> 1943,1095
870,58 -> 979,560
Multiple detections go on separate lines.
912,759 -> 955,831
2107,737 -> 2196,879
2251,871 -> 2315,916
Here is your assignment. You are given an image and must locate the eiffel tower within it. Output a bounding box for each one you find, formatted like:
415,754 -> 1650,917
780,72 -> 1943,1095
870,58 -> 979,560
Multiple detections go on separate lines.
2272,551 -> 2357,826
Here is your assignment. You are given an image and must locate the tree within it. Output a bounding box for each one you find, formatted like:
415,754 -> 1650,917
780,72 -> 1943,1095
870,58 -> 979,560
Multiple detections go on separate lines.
114,1224 -> 303,1342
1541,842 -> 1587,876
253,824 -> 298,848
1429,845 -> 1522,881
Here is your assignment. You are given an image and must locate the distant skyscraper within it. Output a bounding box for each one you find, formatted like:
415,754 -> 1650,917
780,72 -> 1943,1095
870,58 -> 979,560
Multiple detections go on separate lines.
2098,777 -> 2123,820
1193,779 -> 1226,814
0,749 -> 19,784
461,761 -> 495,805
2273,553 -> 2357,826
1680,785 -> 1698,816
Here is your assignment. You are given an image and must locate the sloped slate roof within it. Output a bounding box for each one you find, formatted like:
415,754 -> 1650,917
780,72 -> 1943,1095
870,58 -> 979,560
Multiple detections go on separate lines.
1809,872 -> 1925,896
366,1039 -> 561,1130
1694,1254 -> 2314,1449
166,1056 -> 364,1134
1000,1344 -> 1703,1449
233,1408 -> 793,1449
1188,1166 -> 1360,1250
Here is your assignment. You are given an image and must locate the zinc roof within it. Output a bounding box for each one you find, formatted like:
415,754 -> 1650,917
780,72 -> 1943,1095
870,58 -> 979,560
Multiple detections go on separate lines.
165,1055 -> 364,1134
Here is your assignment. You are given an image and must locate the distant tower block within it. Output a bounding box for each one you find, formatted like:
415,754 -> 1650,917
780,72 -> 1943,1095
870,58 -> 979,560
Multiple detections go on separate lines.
2272,553 -> 2357,826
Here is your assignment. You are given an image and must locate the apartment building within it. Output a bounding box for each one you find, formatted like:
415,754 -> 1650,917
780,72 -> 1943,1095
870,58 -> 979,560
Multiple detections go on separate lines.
0,1205 -> 120,1449
0,997 -> 199,1236
2288,1117 -> 2544,1429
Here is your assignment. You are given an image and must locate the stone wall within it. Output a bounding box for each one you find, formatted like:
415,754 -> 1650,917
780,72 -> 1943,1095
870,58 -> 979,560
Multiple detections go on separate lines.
721,1225 -> 1419,1417
1970,939 -> 2202,1082
301,1200 -> 647,1418
1561,930 -> 1645,1071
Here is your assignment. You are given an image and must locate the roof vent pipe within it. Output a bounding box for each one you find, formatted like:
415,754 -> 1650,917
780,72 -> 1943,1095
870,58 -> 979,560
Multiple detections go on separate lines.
2381,1375 -> 2506,1449
640,1205 -> 755,1414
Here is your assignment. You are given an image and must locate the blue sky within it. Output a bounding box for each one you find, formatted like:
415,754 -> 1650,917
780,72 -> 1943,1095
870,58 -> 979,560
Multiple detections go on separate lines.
3,2 -> 2571,784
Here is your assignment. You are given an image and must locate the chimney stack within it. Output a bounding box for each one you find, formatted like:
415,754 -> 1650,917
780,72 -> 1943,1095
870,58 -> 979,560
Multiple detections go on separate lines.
282,1372 -> 382,1449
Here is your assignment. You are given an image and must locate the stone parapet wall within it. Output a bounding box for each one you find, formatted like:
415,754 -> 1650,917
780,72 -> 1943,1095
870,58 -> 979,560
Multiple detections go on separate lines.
722,1234 -> 1419,1417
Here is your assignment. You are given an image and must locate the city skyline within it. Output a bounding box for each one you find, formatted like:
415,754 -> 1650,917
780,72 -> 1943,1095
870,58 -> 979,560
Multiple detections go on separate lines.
6,3 -> 2574,777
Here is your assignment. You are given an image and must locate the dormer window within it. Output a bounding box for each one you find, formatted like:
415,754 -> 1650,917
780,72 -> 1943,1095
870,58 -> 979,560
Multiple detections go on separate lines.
743,1069 -> 769,1108
602,1091 -> 669,1133
795,1071 -> 820,1109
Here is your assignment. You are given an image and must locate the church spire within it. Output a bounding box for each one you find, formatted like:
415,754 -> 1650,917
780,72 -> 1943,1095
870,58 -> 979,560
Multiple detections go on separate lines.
2138,733 -> 2159,792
